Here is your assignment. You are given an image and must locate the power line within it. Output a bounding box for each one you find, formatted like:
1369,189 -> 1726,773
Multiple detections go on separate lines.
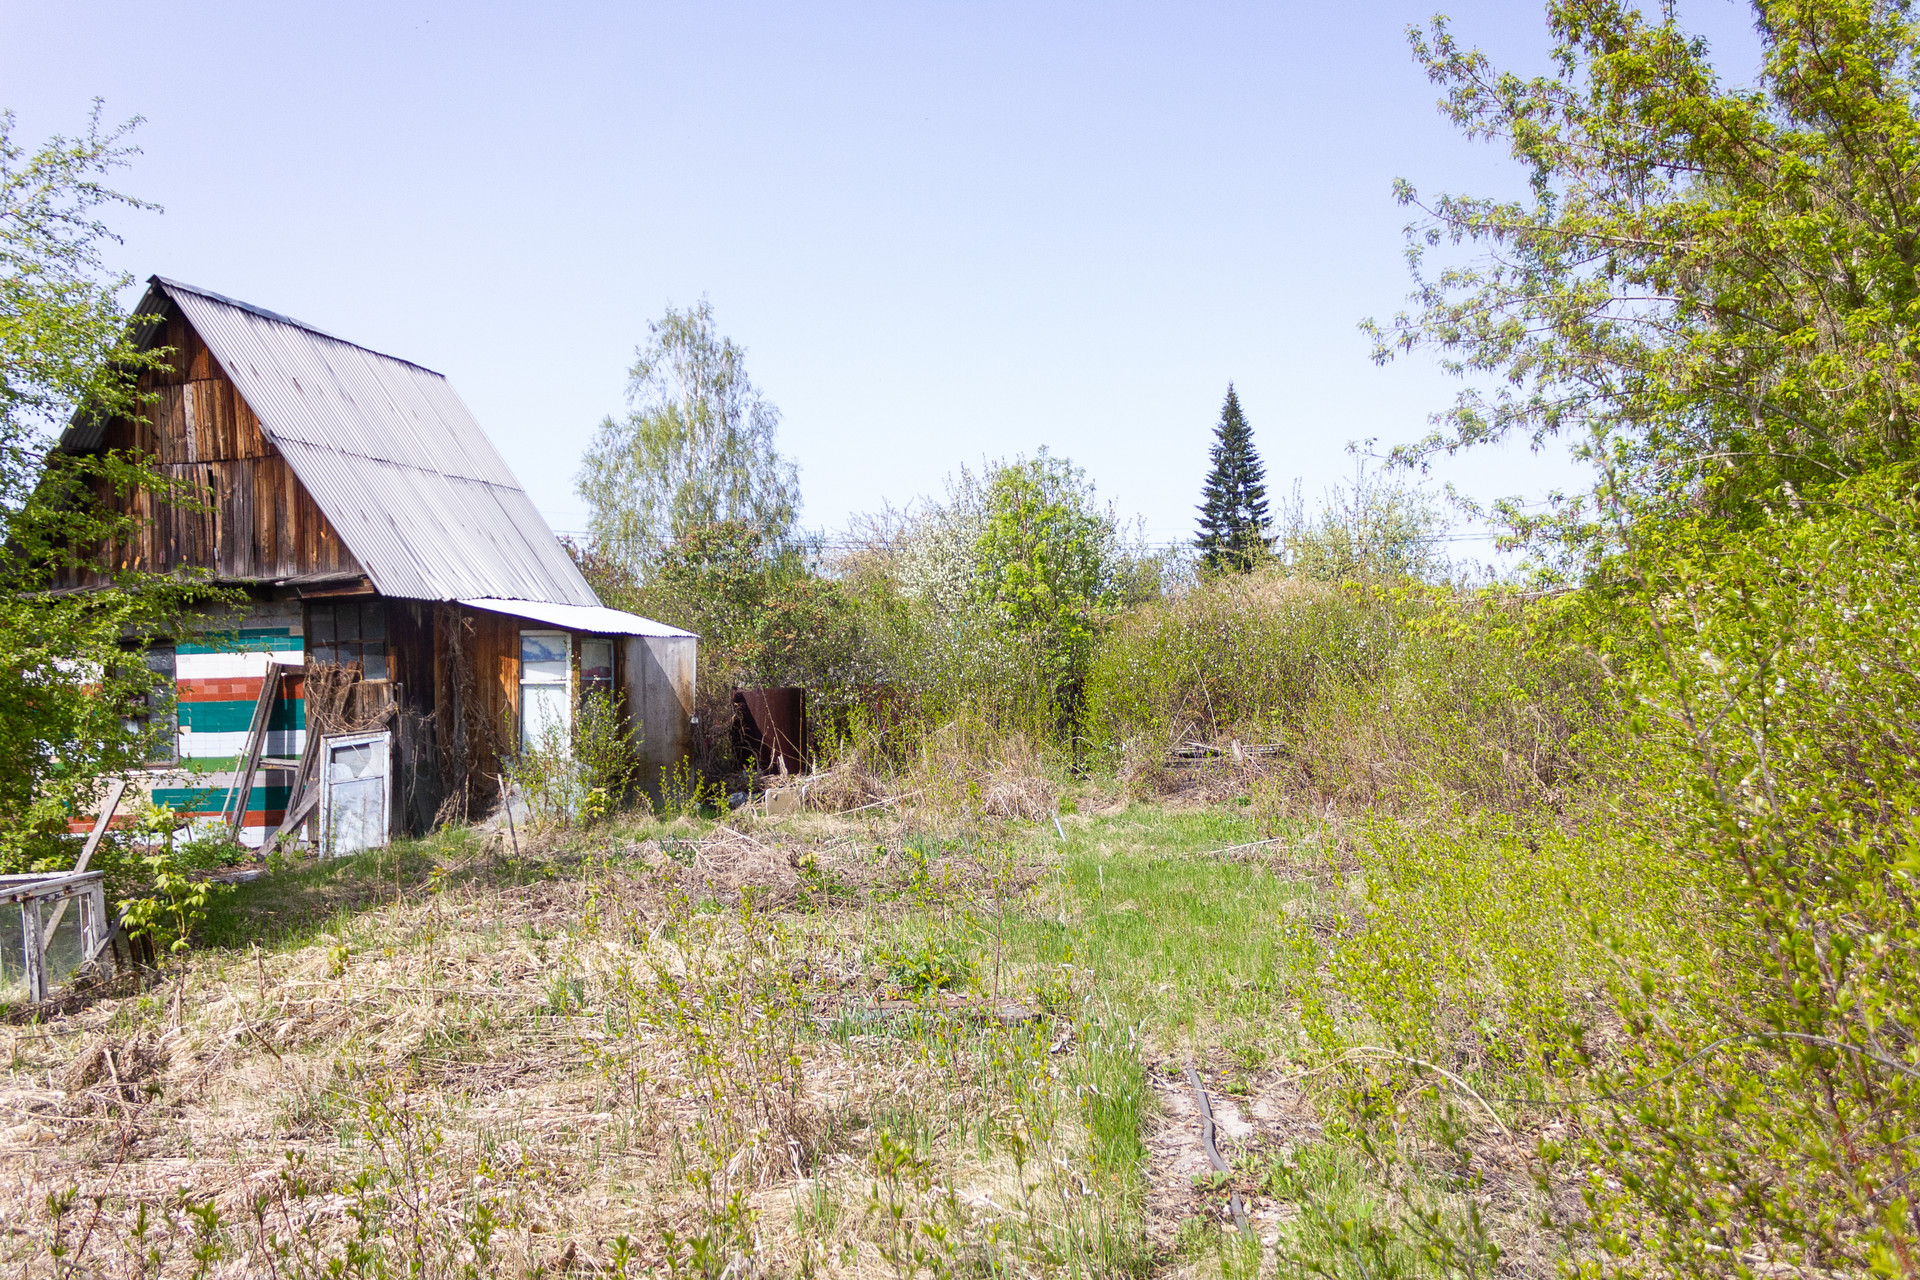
554,528 -> 1516,553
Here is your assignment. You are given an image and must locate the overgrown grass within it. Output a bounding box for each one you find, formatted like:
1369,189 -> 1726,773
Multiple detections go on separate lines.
1085,576 -> 1608,816
1019,807 -> 1321,1053
21,485 -> 1915,1277
6,808 -> 1179,1277
198,837 -> 445,951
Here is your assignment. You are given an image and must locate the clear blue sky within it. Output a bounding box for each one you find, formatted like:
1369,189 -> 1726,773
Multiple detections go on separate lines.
5,1 -> 1763,557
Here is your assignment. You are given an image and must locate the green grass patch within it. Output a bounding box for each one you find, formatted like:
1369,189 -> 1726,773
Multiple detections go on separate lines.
199,836 -> 450,951
1016,804 -> 1323,1054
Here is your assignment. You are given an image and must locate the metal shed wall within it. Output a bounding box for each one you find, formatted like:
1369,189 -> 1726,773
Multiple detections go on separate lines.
622,634 -> 697,802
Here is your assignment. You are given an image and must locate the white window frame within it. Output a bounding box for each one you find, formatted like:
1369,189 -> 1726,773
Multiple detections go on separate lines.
318,729 -> 392,858
518,630 -> 573,750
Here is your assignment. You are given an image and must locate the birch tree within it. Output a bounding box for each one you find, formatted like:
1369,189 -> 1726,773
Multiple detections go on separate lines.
577,299 -> 801,578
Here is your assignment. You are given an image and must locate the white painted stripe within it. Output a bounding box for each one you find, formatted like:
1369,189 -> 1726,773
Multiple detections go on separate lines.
177,729 -> 304,758
177,816 -> 272,847
175,649 -> 304,680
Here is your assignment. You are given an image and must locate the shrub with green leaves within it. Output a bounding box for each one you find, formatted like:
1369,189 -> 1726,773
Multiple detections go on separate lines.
116,802 -> 229,955
1088,571 -> 1604,811
1312,467 -> 1920,1274
511,688 -> 641,827
1562,468 -> 1920,1275
0,108 -> 235,858
967,450 -> 1142,718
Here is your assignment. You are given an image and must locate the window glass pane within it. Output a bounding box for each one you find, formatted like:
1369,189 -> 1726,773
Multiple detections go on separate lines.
361,603 -> 386,642
41,901 -> 86,992
0,907 -> 23,1003
309,608 -> 334,644
361,645 -> 388,682
330,742 -> 376,779
127,644 -> 178,763
521,683 -> 569,748
519,632 -> 569,683
580,640 -> 613,694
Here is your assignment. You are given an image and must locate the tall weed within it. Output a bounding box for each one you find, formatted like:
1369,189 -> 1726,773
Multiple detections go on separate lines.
1088,572 -> 1606,813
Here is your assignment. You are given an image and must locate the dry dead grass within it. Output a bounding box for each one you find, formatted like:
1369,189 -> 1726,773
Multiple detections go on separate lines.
781,755 -> 894,815
905,726 -> 1061,824
0,821 -> 1137,1278
0,783 -> 1572,1280
765,724 -> 1062,826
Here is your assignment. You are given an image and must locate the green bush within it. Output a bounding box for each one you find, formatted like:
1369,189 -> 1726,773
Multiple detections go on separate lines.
1563,468 -> 1920,1274
1315,807 -> 1702,1072
1085,573 -> 1398,750
1086,571 -> 1606,811
512,689 -> 642,827
1308,467 -> 1920,1274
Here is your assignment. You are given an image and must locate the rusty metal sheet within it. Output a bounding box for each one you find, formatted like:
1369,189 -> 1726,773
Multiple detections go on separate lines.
733,687 -> 807,775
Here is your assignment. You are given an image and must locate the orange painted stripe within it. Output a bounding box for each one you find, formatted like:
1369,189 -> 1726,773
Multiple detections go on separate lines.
67,811 -> 285,832
177,674 -> 306,702
65,814 -> 141,833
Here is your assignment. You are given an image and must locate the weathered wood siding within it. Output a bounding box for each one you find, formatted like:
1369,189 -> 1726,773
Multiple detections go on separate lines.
382,600 -> 442,836
469,607 -> 521,767
64,306 -> 363,585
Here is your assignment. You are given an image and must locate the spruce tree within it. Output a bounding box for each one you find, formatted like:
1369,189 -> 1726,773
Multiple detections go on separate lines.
1195,384 -> 1271,572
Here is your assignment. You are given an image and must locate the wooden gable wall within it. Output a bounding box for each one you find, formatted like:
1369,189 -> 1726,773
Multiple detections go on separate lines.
68,306 -> 364,586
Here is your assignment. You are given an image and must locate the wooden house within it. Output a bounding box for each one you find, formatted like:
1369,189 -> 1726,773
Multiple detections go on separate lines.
55,277 -> 696,847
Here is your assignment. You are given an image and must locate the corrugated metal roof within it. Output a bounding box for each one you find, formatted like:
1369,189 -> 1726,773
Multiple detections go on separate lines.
108,278 -> 600,607
461,598 -> 697,638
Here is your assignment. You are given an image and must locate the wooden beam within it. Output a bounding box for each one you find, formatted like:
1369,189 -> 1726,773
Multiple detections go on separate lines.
41,778 -> 127,947
265,712 -> 325,850
275,785 -> 323,847
224,664 -> 289,834
75,778 -> 127,875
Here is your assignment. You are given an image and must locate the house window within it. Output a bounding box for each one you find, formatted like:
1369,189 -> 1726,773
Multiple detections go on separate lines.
519,631 -> 570,749
308,600 -> 388,680
123,644 -> 178,763
580,638 -> 614,701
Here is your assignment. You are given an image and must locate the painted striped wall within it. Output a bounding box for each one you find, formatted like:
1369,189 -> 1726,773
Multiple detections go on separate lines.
60,602 -> 311,847
70,770 -> 294,848
155,779 -> 292,848
175,602 -> 306,759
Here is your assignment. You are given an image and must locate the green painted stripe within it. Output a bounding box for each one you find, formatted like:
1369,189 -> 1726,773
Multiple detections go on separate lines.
179,700 -> 307,732
151,786 -> 293,812
178,629 -> 303,655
